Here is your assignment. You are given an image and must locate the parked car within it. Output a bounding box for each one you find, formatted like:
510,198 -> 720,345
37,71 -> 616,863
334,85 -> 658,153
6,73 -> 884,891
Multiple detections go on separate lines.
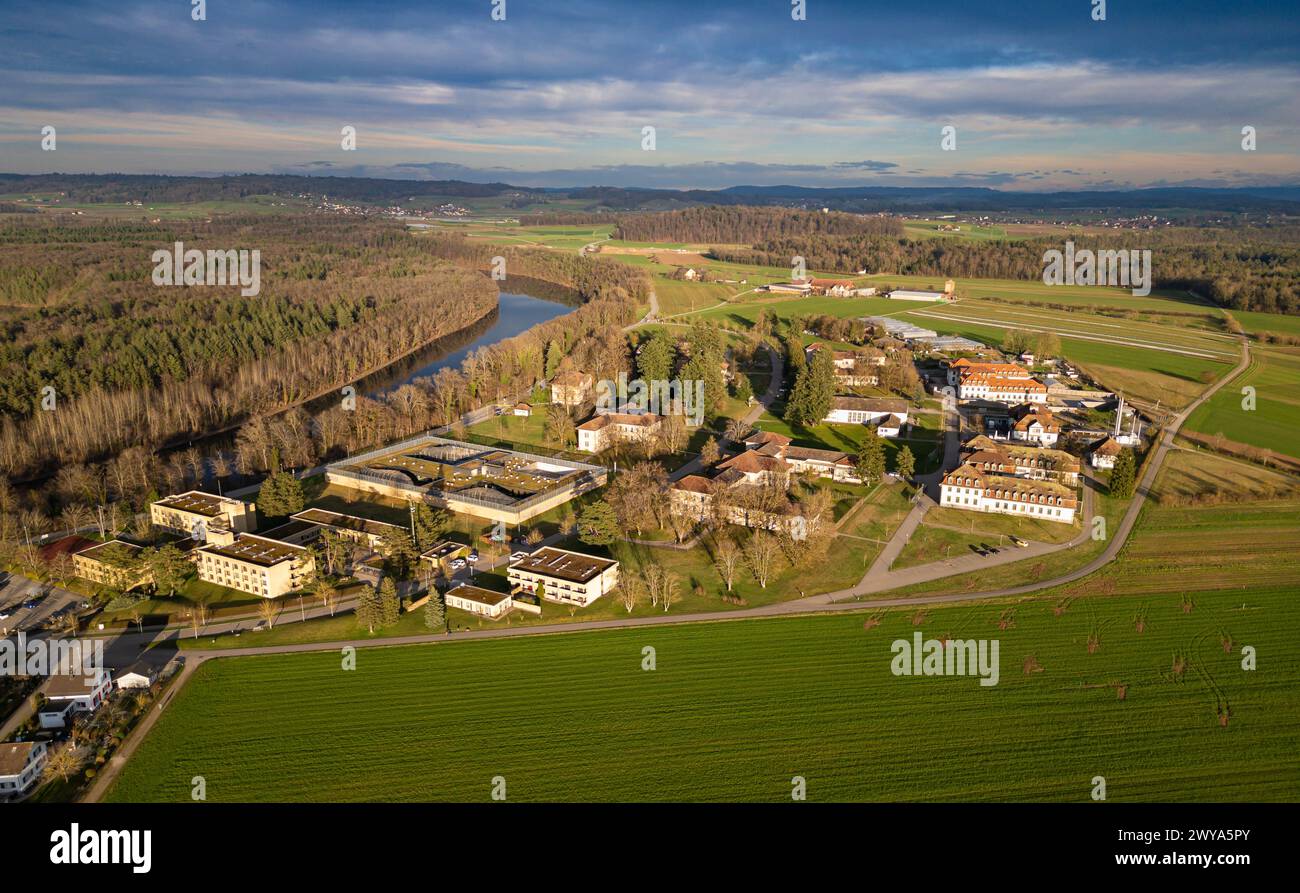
0,611 -> 10,621
1010,537 -> 1029,548
253,621 -> 268,632
21,600 -> 41,610
449,558 -> 466,570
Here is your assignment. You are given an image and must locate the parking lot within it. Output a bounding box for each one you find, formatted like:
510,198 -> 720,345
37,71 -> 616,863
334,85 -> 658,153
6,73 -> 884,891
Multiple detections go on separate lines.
0,573 -> 83,636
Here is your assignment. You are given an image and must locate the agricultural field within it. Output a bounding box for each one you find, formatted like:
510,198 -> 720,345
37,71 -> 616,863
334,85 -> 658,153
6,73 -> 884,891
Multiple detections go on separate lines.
1154,447 -> 1300,503
426,220 -> 615,250
902,220 -> 1010,240
1184,344 -> 1300,460
109,579 -> 1300,802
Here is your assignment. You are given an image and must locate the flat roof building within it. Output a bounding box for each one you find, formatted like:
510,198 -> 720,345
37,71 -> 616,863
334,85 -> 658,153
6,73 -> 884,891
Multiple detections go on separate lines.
196,533 -> 315,599
151,490 -> 255,542
507,546 -> 619,607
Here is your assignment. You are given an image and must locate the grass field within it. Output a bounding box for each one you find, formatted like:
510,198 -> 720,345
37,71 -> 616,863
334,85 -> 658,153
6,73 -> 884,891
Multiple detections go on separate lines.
108,580 -> 1300,802
1184,345 -> 1300,460
1154,448 -> 1300,502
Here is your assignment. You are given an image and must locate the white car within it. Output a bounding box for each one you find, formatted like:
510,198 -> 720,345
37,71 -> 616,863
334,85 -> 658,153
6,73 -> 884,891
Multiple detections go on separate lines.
510,551 -> 529,561
450,558 -> 466,570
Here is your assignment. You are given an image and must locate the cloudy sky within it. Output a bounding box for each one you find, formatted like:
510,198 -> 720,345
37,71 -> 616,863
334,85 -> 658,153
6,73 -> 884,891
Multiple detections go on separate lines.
1,0 -> 1298,190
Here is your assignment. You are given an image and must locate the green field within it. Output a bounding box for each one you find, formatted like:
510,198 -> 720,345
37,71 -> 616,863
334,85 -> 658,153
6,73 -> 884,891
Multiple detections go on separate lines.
108,580 -> 1300,802
1184,345 -> 1300,460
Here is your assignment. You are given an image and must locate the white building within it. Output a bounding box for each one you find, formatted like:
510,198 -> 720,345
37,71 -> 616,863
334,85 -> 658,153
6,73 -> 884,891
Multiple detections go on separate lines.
1010,407 -> 1060,446
940,464 -> 1078,524
576,411 -> 662,452
876,414 -> 905,438
0,742 -> 47,800
507,547 -> 619,607
39,667 -> 113,730
445,583 -> 514,619
823,396 -> 909,426
150,490 -> 255,542
1090,437 -> 1123,469
889,290 -> 948,302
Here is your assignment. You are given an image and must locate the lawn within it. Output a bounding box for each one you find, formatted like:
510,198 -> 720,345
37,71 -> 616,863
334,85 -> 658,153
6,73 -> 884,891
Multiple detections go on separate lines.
108,581 -> 1300,802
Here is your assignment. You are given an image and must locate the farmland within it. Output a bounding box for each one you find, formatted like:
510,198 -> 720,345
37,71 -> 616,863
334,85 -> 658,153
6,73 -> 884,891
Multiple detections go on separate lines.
107,580 -> 1300,803
1184,344 -> 1300,460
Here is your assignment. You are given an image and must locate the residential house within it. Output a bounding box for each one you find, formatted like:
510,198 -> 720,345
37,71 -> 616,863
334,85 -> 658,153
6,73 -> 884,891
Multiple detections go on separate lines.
1090,436 -> 1124,469
1010,405 -> 1061,446
39,667 -> 113,730
0,742 -> 47,800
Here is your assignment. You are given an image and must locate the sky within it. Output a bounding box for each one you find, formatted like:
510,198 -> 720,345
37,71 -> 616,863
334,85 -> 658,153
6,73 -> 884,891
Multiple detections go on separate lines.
1,0 -> 1298,191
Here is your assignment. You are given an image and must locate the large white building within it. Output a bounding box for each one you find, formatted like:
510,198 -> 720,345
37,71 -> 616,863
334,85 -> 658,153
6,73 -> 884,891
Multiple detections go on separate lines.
823,396 -> 909,426
576,411 -> 663,452
507,547 -> 619,607
940,464 -> 1078,524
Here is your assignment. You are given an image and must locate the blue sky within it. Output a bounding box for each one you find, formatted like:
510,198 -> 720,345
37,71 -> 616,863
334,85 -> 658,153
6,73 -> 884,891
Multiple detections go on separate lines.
1,0 -> 1298,190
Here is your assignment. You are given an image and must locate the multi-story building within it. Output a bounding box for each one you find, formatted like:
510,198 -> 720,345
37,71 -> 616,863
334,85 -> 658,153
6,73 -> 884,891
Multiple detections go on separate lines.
290,508 -> 403,550
940,464 -> 1078,524
507,547 -> 619,607
150,491 -> 255,542
73,540 -> 152,590
550,370 -> 594,407
195,532 -> 315,598
576,411 -> 663,452
1010,405 -> 1061,446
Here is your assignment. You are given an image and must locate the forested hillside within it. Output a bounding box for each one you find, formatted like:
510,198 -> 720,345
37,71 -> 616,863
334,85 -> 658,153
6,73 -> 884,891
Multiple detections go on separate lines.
0,216 -> 498,478
614,206 -> 904,243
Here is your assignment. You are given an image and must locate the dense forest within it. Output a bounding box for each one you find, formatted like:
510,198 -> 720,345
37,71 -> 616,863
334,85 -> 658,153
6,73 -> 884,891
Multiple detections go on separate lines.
0,216 -> 501,478
613,206 -> 904,243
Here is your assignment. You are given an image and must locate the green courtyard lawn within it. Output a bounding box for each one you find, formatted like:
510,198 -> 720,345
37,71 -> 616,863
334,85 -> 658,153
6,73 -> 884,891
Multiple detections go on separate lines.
110,580 -> 1300,802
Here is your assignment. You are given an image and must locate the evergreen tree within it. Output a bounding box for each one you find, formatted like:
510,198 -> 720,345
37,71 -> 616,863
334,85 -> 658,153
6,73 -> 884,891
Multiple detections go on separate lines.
356,584 -> 381,634
894,445 -> 915,481
377,577 -> 401,628
412,502 -> 450,550
855,432 -> 887,485
545,340 -> 564,379
578,500 -> 621,546
256,469 -> 304,519
1110,449 -> 1137,498
732,373 -> 753,403
424,590 -> 445,631
636,331 -> 675,383
142,543 -> 191,597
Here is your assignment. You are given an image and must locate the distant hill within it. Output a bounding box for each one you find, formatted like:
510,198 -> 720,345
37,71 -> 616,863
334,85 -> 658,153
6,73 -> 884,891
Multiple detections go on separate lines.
2,172 -> 1299,216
